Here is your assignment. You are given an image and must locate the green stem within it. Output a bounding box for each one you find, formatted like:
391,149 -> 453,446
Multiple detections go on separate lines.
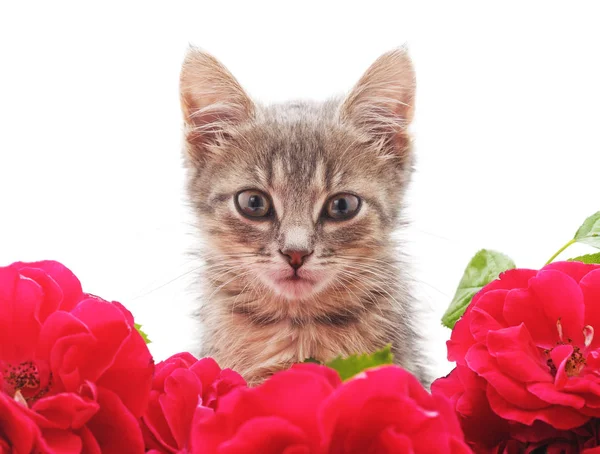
545,239 -> 576,265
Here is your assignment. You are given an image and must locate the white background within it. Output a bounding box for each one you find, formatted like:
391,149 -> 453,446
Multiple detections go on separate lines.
1,1 -> 599,379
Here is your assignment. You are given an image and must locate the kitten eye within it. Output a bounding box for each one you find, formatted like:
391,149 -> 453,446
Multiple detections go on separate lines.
235,190 -> 272,219
324,193 -> 361,220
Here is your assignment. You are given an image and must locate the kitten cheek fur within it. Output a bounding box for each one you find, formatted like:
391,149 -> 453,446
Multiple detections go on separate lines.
180,46 -> 431,386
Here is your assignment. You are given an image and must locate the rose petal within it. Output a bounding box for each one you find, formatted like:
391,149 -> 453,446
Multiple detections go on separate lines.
200,370 -> 246,412
154,353 -> 198,390
550,344 -> 575,389
69,298 -> 132,380
12,261 -> 84,312
190,366 -> 336,454
40,429 -> 82,454
290,363 -> 342,390
31,392 -> 99,430
141,390 -> 178,451
160,368 -> 203,449
472,269 -> 537,306
0,267 -> 44,362
447,309 -> 476,366
0,392 -> 41,453
470,289 -> 510,343
96,325 -> 153,417
581,269 -> 600,350
562,373 -> 600,407
190,357 -> 221,387
432,366 -> 512,451
505,270 -> 585,348
465,344 -> 547,409
320,367 -> 469,454
486,325 -> 552,384
219,368 -> 334,440
108,301 -> 136,328
527,382 -> 585,409
543,261 -> 599,284
16,267 -> 64,325
324,394 -> 437,453
434,394 -> 473,454
375,428 -> 414,453
487,385 -> 589,429
219,417 -> 310,454
85,387 -> 144,454
78,425 -> 102,454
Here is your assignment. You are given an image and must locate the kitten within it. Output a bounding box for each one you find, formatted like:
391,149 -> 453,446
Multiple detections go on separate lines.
180,47 -> 429,386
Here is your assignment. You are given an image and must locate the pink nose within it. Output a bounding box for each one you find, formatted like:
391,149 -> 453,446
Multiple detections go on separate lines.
280,249 -> 313,270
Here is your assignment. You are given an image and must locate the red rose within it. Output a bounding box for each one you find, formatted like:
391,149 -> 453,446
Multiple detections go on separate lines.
189,363 -> 341,454
190,363 -> 470,454
141,352 -> 246,452
0,391 -> 43,453
320,366 -> 471,454
0,261 -> 154,453
432,365 -> 512,453
513,418 -> 600,453
440,262 -> 600,437
431,365 -> 600,453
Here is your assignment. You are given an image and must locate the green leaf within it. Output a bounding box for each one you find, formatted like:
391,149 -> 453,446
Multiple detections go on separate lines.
574,211 -> 600,248
442,249 -> 516,329
134,323 -> 151,344
567,252 -> 600,264
326,344 -> 394,381
302,357 -> 322,364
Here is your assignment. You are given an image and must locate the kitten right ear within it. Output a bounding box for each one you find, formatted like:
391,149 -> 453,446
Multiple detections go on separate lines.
339,48 -> 416,163
180,48 -> 255,161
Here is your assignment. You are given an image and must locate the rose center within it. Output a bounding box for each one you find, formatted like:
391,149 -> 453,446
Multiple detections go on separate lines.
564,346 -> 586,377
545,320 -> 593,379
1,361 -> 52,405
546,345 -> 586,378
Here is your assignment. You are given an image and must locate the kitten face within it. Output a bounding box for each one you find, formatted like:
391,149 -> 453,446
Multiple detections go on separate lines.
181,48 -> 415,307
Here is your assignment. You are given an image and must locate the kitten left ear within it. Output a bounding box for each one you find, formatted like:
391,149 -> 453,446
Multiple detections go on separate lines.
180,47 -> 255,162
339,47 -> 416,161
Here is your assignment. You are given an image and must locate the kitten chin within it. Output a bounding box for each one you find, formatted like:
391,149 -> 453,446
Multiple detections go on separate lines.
180,47 -> 431,386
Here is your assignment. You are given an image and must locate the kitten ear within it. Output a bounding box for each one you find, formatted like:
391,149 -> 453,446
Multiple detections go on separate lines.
180,48 -> 255,160
339,48 -> 415,160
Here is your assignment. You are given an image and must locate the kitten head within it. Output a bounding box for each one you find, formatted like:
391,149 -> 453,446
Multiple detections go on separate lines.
180,48 -> 415,303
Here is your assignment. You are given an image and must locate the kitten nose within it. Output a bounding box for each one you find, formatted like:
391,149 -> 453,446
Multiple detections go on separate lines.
280,249 -> 313,270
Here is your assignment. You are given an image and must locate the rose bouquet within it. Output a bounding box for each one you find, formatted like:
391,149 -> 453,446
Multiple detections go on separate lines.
1,211 -> 599,454
0,261 -> 469,453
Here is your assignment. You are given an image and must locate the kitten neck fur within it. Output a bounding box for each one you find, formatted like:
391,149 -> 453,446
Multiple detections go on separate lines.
180,47 -> 430,385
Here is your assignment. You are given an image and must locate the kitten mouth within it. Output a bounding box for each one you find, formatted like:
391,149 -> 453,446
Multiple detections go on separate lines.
282,272 -> 307,282
284,275 -> 302,281
279,275 -> 310,284
269,269 -> 319,300
278,268 -> 316,283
